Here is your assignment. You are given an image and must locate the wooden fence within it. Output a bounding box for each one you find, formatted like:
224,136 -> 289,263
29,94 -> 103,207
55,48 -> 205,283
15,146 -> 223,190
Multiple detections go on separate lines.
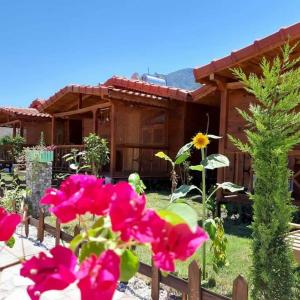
13,207 -> 249,300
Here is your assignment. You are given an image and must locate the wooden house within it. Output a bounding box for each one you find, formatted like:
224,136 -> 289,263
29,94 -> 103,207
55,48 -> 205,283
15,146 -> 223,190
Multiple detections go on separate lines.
39,76 -> 219,179
193,22 -> 300,205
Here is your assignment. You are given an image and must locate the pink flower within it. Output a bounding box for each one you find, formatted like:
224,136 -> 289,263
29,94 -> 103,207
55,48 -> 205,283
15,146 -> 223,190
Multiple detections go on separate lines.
77,250 -> 120,300
0,207 -> 21,241
40,175 -> 111,223
151,223 -> 208,272
20,245 -> 77,300
109,182 -> 164,243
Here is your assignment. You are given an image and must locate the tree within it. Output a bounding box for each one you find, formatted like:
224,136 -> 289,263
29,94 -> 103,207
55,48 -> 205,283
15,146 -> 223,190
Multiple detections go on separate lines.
230,44 -> 300,300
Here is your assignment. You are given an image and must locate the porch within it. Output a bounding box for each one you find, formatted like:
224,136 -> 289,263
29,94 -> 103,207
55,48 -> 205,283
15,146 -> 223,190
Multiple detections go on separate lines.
218,150 -> 300,207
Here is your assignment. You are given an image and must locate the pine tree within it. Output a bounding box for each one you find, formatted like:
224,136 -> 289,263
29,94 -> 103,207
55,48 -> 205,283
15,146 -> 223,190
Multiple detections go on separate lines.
230,44 -> 300,300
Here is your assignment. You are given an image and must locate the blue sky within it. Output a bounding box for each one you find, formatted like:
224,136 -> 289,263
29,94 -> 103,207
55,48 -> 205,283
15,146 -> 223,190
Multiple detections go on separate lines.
0,0 -> 299,107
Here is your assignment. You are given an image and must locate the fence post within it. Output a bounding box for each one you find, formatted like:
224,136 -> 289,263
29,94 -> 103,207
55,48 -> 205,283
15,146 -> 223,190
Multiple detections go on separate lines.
23,205 -> 29,237
188,260 -> 201,300
151,260 -> 160,300
232,275 -> 248,300
55,218 -> 61,246
37,209 -> 45,242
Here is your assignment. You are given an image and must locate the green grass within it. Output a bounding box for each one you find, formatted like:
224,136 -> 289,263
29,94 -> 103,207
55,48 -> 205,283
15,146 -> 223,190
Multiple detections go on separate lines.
45,190 -> 252,297
138,191 -> 252,297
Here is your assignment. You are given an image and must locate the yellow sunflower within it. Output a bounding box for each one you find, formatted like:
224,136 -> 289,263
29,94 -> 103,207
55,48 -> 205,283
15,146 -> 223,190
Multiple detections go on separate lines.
192,132 -> 210,149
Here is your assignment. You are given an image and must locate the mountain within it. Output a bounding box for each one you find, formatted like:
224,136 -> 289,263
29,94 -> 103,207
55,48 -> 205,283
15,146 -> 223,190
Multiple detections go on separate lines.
161,68 -> 201,91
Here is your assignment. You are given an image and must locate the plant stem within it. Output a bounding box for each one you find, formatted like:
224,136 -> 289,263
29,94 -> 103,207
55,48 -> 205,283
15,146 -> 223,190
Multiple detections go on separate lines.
201,148 -> 207,280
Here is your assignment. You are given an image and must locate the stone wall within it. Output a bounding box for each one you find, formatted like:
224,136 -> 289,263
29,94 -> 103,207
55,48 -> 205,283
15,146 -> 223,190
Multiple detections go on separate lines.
26,162 -> 52,218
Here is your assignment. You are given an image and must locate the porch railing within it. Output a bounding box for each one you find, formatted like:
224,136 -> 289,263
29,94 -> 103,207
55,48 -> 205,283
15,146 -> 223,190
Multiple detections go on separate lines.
53,145 -> 85,172
115,144 -> 169,178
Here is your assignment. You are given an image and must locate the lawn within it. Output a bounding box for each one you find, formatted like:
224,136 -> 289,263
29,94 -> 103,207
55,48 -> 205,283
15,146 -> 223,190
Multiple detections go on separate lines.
45,191 -> 252,297
136,191 -> 252,297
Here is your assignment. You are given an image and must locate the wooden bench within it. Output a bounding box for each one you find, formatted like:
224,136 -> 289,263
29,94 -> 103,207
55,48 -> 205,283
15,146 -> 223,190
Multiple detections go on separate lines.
288,223 -> 300,264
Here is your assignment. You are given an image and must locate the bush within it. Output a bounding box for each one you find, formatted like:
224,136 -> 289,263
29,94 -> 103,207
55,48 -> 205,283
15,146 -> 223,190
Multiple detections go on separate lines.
83,133 -> 110,177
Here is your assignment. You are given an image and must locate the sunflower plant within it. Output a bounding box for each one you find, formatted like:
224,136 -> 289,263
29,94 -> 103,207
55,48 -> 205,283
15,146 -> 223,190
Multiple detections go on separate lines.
166,133 -> 243,279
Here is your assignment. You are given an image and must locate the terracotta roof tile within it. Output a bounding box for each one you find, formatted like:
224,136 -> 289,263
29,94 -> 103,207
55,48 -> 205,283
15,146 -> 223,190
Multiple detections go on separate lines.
194,22 -> 300,82
104,76 -> 191,101
0,107 -> 50,118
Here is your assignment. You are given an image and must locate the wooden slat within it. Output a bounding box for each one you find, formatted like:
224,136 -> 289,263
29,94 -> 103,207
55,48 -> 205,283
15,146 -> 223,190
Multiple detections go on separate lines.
188,261 -> 201,300
151,261 -> 160,300
232,275 -> 248,300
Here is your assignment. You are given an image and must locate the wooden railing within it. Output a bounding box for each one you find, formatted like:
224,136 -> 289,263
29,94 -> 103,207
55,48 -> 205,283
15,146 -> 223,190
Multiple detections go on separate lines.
17,208 -> 248,300
0,145 -> 14,163
115,143 -> 169,178
53,145 -> 85,172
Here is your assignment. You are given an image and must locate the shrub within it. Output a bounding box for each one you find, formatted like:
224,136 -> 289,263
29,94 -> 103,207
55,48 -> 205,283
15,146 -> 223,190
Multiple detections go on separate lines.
83,133 -> 110,177
230,44 -> 300,300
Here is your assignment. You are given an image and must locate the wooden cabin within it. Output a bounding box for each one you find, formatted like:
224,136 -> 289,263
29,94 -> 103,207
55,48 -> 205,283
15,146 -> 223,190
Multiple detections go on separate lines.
39,76 -> 219,179
193,22 -> 300,205
0,104 -> 51,165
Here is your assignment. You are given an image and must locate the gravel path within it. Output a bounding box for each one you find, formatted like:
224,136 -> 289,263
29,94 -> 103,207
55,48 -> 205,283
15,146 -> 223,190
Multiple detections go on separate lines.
12,224 -> 179,300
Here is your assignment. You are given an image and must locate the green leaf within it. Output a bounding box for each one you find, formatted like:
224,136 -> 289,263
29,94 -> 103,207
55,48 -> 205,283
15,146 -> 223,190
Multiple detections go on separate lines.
92,217 -> 105,229
128,173 -> 146,194
201,154 -> 230,170
174,151 -> 190,165
175,142 -> 193,160
69,163 -> 79,170
155,151 -> 174,165
157,210 -> 185,225
189,165 -> 204,172
167,203 -> 198,231
70,233 -> 84,251
5,236 -> 15,248
203,218 -> 217,240
216,182 -> 244,192
120,250 -> 139,281
171,184 -> 201,201
79,241 -> 105,263
207,134 -> 222,139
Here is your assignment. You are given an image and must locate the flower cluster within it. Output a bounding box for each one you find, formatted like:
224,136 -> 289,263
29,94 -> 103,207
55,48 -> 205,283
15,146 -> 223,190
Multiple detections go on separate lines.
20,174 -> 208,300
0,207 -> 21,241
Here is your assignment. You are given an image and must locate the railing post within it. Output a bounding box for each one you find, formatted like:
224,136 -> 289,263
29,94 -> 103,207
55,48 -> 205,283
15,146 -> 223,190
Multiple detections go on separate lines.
188,260 -> 201,300
232,275 -> 248,300
151,260 -> 160,300
37,208 -> 45,242
23,206 -> 29,237
55,218 -> 61,246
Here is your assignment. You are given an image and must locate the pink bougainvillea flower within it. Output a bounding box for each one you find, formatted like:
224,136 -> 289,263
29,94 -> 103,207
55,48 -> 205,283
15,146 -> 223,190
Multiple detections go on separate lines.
109,182 -> 167,243
20,245 -> 77,300
77,250 -> 120,300
0,207 -> 21,241
109,182 -> 146,241
130,209 -> 166,243
151,223 -> 208,272
40,175 -> 111,223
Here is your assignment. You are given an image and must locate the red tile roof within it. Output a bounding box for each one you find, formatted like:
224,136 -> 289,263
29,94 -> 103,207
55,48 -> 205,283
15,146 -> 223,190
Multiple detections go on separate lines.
194,22 -> 300,82
104,76 -> 191,101
41,76 -> 193,112
0,107 -> 50,118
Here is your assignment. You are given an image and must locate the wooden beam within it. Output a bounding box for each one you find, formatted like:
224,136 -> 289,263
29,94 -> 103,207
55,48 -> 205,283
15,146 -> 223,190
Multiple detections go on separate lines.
226,81 -> 244,90
51,117 -> 56,145
110,104 -> 116,178
93,109 -> 98,133
53,102 -> 111,118
217,87 -> 229,185
78,94 -> 83,109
